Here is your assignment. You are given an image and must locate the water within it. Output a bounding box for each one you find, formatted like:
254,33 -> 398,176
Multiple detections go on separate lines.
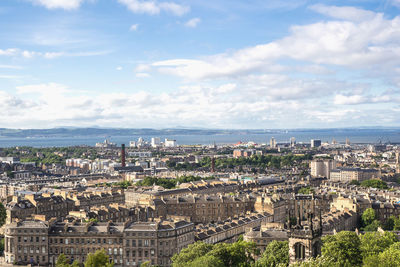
0,128 -> 399,147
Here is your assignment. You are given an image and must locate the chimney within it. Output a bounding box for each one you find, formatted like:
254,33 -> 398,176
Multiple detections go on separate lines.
121,144 -> 126,167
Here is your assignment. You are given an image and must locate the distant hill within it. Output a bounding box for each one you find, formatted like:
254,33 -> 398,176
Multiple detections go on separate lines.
0,127 -> 398,138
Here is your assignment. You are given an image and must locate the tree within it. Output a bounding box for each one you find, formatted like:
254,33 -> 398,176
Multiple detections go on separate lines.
361,208 -> 376,227
190,255 -> 224,267
349,180 -> 360,186
363,243 -> 400,267
0,202 -> 7,227
360,179 -> 388,189
56,254 -> 79,267
362,220 -> 381,232
84,249 -> 114,267
254,241 -> 289,267
321,231 -> 362,267
171,242 -> 213,267
208,240 -> 258,267
290,256 -> 340,267
360,232 -> 398,259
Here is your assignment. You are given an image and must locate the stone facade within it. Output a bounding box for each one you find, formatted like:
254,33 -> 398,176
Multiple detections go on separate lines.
4,219 -> 194,267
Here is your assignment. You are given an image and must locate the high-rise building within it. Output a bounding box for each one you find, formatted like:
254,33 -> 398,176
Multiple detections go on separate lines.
164,139 -> 177,147
270,137 -> 276,148
151,137 -> 161,147
345,138 -> 350,146
290,137 -> 296,147
310,139 -> 321,148
310,159 -> 336,178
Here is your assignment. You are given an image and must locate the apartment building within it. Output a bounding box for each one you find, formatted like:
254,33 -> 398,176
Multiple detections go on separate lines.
4,219 -> 194,267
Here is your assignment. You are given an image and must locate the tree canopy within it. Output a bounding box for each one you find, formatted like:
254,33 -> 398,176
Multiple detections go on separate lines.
360,179 -> 388,189
84,250 -> 114,267
171,240 -> 258,267
253,240 -> 288,267
321,231 -> 363,267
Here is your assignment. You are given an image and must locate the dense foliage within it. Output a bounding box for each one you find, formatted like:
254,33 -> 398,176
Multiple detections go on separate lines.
360,179 -> 388,190
361,208 -> 381,231
56,250 -> 114,267
253,240 -> 289,267
0,202 -> 7,227
171,240 -> 259,267
135,175 -> 214,189
298,187 -> 314,194
3,146 -> 100,165
168,154 -> 312,172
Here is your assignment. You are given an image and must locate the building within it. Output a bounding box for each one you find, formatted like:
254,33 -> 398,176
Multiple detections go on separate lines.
310,140 -> 321,148
233,149 -> 256,158
151,138 -> 161,148
164,139 -> 176,148
329,168 -> 380,182
4,219 -> 194,267
270,137 -> 276,148
0,157 -> 20,164
290,137 -> 296,148
244,222 -> 287,254
288,216 -> 322,264
310,159 -> 336,179
95,139 -> 117,148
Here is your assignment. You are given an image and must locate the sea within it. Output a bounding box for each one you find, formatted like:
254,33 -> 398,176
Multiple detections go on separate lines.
0,128 -> 399,147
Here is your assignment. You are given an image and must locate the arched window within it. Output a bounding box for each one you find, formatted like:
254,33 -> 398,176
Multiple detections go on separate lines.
294,242 -> 306,260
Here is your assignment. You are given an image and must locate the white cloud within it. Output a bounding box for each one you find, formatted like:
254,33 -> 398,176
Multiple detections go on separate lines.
136,72 -> 150,78
117,0 -> 189,16
309,4 -> 376,22
135,63 -> 151,72
0,48 -> 18,56
130,24 -> 139,31
30,0 -> 85,10
150,6 -> 400,80
0,48 -> 109,59
0,65 -> 23,69
185,18 -> 201,28
116,66 -> 123,71
2,79 -> 400,128
334,94 -> 367,105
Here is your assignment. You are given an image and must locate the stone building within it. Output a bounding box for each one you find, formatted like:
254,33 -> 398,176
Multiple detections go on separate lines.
288,216 -> 322,264
4,218 -> 194,267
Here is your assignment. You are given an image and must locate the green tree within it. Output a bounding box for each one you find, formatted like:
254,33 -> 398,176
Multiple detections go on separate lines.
360,179 -> 388,189
349,180 -> 360,186
84,249 -> 114,267
361,208 -> 376,227
208,240 -> 258,267
171,242 -> 213,267
364,243 -> 400,267
321,231 -> 362,267
360,232 -> 398,259
290,255 -> 340,267
56,254 -> 79,267
362,220 -> 381,232
254,240 -> 288,267
190,255 -> 224,267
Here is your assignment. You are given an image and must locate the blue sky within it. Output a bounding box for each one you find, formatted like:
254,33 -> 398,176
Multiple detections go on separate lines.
1,0 -> 400,129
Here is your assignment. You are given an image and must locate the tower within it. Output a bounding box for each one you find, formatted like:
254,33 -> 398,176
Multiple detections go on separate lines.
211,157 -> 215,173
270,137 -> 276,148
396,151 -> 400,173
121,144 -> 126,167
288,204 -> 322,264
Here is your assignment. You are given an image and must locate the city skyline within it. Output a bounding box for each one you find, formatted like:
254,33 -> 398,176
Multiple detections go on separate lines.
1,0 -> 400,129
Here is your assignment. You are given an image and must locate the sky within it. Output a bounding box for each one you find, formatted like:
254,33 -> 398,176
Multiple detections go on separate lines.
1,0 -> 400,129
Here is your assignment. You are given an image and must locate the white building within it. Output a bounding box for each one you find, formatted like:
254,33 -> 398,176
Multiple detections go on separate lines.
310,159 -> 336,179
164,139 -> 177,147
151,137 -> 161,148
270,137 -> 276,148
